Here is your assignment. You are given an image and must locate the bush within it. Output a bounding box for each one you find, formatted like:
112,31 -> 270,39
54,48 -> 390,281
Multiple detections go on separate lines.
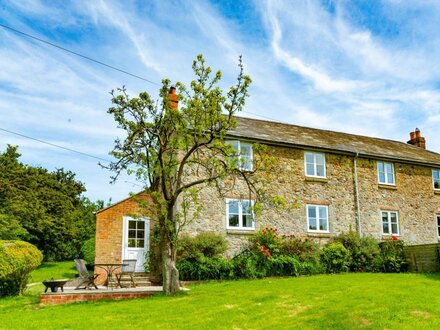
279,237 -> 321,263
333,231 -> 381,272
321,242 -> 351,273
177,258 -> 234,281
0,240 -> 43,296
231,250 -> 265,279
178,232 -> 227,262
248,227 -> 282,257
379,239 -> 408,273
81,237 -> 95,266
266,255 -> 302,277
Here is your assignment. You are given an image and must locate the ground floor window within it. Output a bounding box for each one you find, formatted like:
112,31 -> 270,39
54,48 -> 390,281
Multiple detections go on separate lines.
381,211 -> 399,235
226,199 -> 254,230
307,204 -> 329,233
436,215 -> 440,237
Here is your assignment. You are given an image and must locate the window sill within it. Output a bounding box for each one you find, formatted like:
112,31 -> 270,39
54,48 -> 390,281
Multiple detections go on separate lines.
381,235 -> 400,239
227,229 -> 255,235
307,232 -> 333,238
305,177 -> 328,183
378,184 -> 397,190
434,190 -> 440,195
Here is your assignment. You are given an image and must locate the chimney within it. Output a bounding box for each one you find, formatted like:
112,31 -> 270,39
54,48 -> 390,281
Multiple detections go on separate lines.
168,86 -> 179,110
407,128 -> 426,149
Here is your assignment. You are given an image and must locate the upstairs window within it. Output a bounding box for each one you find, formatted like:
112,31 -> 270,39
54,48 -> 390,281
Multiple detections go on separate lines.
304,152 -> 326,178
381,211 -> 399,235
377,161 -> 395,185
228,140 -> 253,171
433,170 -> 440,190
307,204 -> 329,233
226,199 -> 254,230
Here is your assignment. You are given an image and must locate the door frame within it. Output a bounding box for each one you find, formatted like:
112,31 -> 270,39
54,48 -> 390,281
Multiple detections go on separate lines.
122,216 -> 150,272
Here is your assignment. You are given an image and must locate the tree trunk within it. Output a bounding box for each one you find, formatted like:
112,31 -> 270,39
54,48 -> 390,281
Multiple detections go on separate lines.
161,231 -> 180,295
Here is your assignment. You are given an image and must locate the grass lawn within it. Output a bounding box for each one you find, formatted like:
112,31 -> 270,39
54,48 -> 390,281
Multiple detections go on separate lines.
1,267 -> 440,329
25,261 -> 78,295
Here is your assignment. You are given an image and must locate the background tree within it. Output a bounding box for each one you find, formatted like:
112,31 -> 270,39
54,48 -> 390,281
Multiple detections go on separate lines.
106,55 -> 277,295
0,145 -> 101,260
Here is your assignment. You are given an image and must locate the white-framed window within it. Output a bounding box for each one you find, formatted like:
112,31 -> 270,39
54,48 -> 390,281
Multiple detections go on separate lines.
304,151 -> 326,178
306,204 -> 329,233
226,199 -> 254,230
228,140 -> 253,171
436,214 -> 440,237
377,161 -> 395,185
381,211 -> 399,235
433,170 -> 440,190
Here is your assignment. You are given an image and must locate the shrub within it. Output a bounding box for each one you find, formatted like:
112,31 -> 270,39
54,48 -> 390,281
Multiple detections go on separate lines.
248,227 -> 281,257
333,231 -> 381,272
321,242 -> 351,273
177,258 -> 234,281
379,238 -> 408,273
0,240 -> 43,296
81,237 -> 95,267
232,250 -> 265,279
177,232 -> 227,262
279,237 -> 321,263
266,255 -> 302,277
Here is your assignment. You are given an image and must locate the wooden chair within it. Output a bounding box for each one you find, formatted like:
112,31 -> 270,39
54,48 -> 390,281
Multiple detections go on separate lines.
115,259 -> 137,288
74,259 -> 99,290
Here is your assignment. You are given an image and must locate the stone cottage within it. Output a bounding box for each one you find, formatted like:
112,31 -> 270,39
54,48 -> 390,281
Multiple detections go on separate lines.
95,116 -> 440,276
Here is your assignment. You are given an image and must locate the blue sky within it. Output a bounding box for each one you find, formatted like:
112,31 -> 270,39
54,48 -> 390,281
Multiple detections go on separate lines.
2,0 -> 440,202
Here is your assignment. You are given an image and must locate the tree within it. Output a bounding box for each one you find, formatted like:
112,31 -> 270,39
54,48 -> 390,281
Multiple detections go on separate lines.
106,55 -> 275,295
0,145 -> 100,260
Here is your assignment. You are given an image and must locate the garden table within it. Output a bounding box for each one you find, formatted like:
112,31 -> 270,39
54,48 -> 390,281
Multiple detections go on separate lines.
94,263 -> 127,289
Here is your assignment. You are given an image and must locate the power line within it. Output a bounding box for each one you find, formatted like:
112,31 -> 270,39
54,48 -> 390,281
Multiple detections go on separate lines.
0,127 -> 112,163
0,23 -> 161,86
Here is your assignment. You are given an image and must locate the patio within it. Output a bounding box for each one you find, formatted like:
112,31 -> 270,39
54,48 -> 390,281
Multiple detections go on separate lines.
39,285 -> 164,305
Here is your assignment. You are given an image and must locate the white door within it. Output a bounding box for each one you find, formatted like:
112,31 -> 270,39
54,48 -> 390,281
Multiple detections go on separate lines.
122,216 -> 150,272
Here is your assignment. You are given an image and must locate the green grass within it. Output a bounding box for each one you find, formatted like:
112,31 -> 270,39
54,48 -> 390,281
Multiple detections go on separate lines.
26,261 -> 77,295
2,270 -> 440,329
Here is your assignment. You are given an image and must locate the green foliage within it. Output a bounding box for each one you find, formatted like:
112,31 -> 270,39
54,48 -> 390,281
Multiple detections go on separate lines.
81,237 -> 95,266
0,240 -> 43,296
379,239 -> 408,273
0,145 -> 101,261
321,242 -> 351,274
279,237 -> 321,263
231,250 -> 265,279
177,232 -> 227,262
146,224 -> 161,274
333,231 -> 381,272
248,227 -> 281,257
266,255 -> 302,277
177,258 -> 234,281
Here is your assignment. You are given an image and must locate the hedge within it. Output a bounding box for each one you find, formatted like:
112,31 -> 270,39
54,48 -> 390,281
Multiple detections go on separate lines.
0,240 -> 43,296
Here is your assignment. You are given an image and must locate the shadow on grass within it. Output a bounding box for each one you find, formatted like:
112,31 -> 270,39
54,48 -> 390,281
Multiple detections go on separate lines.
420,272 -> 440,281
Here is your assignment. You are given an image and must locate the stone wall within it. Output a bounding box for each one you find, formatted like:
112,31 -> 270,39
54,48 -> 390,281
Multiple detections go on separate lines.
404,243 -> 440,272
183,144 -> 440,255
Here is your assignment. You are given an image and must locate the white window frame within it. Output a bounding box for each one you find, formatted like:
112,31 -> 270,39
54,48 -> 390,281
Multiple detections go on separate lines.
381,210 -> 399,236
436,214 -> 440,238
304,151 -> 326,178
432,169 -> 440,190
377,161 -> 395,185
227,140 -> 253,171
226,198 -> 255,230
306,204 -> 329,233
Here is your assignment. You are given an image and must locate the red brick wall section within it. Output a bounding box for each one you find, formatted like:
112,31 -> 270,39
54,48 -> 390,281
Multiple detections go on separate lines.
40,292 -> 155,305
94,192 -> 155,283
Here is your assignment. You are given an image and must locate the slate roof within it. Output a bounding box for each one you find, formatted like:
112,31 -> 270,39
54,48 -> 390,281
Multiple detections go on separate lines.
228,116 -> 440,166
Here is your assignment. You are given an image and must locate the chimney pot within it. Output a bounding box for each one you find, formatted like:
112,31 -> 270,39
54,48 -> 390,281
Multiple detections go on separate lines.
415,128 -> 421,138
168,86 -> 179,110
